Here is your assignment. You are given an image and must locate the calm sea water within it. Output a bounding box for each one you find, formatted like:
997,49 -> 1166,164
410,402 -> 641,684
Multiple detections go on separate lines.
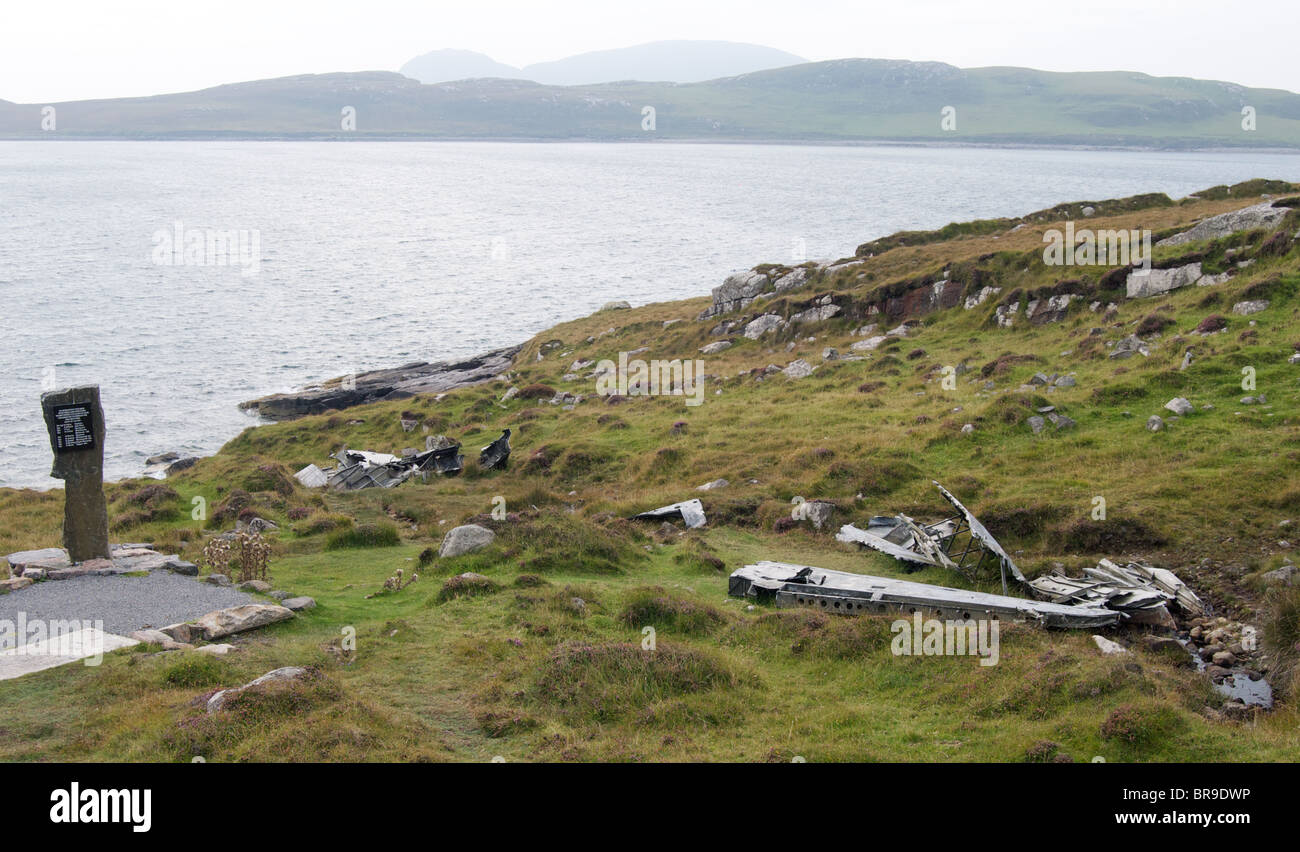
2,141 -> 1299,489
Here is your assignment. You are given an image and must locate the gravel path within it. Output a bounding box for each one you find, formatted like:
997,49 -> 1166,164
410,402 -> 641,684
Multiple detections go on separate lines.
0,572 -> 258,636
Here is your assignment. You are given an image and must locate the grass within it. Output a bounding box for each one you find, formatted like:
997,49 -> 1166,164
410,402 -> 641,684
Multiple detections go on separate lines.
2,185 -> 1300,761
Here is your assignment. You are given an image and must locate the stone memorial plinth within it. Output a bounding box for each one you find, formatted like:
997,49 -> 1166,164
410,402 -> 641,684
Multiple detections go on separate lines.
40,385 -> 110,562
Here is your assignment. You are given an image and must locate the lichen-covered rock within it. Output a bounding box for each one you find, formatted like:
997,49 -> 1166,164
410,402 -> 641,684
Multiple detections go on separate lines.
1232,299 -> 1269,316
1157,202 -> 1287,247
743,314 -> 785,339
773,267 -> 809,293
702,270 -> 771,318
166,603 -> 295,642
790,303 -> 840,324
438,524 -> 496,558
1126,263 -> 1202,298
782,359 -> 815,379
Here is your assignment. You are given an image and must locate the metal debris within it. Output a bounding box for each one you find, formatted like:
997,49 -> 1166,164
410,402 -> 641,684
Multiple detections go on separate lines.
631,498 -> 706,529
479,429 -> 511,470
837,518 -> 953,568
297,437 -> 467,491
293,464 -> 329,488
1027,558 -> 1204,622
836,480 -> 1025,593
933,481 -> 1027,591
729,561 -> 1119,629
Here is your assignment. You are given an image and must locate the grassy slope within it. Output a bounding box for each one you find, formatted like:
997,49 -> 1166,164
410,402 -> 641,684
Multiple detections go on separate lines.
2,185 -> 1300,762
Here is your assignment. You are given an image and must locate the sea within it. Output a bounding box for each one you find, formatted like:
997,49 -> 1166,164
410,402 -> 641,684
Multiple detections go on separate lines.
2,140 -> 1299,488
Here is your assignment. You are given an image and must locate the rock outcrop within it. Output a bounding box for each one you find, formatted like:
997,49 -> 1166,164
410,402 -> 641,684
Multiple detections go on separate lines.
1157,202 -> 1288,247
239,346 -> 521,420
1126,263 -> 1205,299
702,270 -> 773,318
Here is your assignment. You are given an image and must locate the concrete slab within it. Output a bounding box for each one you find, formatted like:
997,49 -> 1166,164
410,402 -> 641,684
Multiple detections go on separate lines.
0,626 -> 137,681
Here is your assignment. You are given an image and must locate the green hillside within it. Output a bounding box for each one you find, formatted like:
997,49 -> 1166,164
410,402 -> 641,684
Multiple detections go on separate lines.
2,60 -> 1298,147
2,181 -> 1299,762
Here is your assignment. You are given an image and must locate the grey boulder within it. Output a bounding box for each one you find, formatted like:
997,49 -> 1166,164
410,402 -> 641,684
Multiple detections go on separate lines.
438,524 -> 496,558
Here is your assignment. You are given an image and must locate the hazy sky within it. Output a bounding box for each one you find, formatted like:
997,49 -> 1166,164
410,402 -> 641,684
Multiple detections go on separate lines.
4,0 -> 1297,103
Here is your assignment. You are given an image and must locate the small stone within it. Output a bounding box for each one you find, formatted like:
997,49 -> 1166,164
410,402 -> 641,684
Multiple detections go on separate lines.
282,596 -> 316,612
204,574 -> 231,587
1027,416 -> 1046,434
129,628 -> 191,651
1147,415 -> 1164,432
195,644 -> 235,656
1093,635 -> 1128,656
1164,397 -> 1193,416
1232,300 -> 1269,316
238,579 -> 272,593
1047,412 -> 1076,430
164,558 -> 198,576
697,478 -> 729,491
1211,650 -> 1236,666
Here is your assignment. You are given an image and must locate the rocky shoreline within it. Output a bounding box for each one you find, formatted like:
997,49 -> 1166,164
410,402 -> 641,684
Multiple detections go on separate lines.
238,345 -> 521,421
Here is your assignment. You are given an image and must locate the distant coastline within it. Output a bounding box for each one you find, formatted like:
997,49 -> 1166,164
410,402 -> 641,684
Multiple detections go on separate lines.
5,136 -> 1299,154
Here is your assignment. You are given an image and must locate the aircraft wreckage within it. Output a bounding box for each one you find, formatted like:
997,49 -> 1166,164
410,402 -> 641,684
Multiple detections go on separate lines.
731,561 -> 1121,628
293,429 -> 511,491
731,479 -> 1204,629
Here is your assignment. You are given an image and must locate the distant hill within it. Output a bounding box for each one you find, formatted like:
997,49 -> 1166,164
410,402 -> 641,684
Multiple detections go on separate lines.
398,40 -> 808,85
399,49 -> 521,83
3,58 -> 1298,148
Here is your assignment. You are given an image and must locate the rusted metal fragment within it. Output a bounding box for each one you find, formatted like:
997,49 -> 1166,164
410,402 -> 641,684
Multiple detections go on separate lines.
632,498 -> 706,529
729,561 -> 1119,629
479,429 -> 511,470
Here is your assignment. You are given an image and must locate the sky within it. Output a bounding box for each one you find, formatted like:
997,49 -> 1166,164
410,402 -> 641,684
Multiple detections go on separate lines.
3,0 -> 1297,103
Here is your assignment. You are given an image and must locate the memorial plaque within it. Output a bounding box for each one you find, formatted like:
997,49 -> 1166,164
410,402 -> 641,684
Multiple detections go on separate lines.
40,385 -> 110,562
50,402 -> 97,452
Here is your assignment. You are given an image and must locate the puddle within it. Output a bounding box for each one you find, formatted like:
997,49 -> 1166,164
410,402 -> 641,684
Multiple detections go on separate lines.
1177,638 -> 1273,708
